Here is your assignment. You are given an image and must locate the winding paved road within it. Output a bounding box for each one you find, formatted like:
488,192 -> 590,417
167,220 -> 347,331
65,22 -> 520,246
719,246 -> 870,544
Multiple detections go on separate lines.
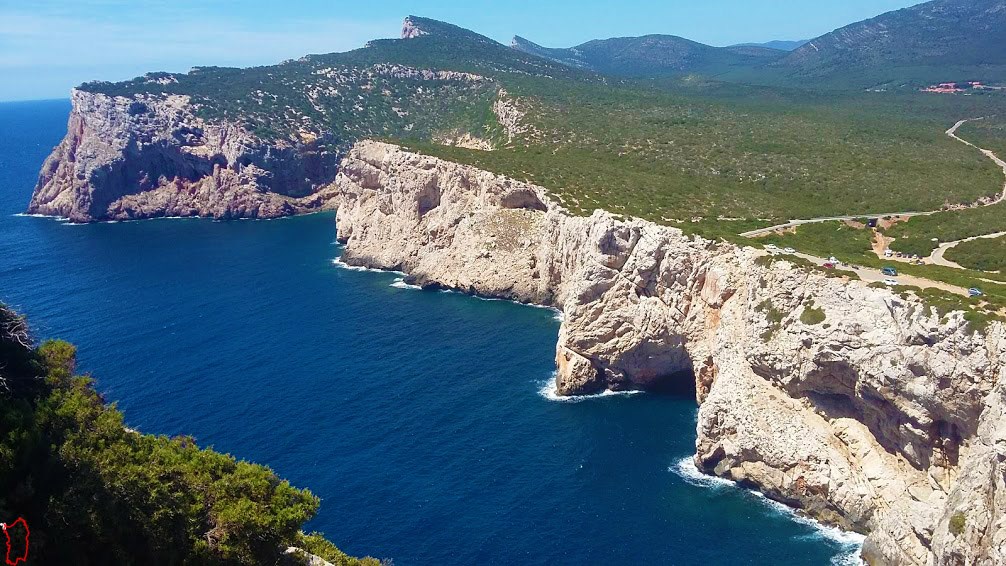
929,231 -> 1006,269
740,118 -> 1006,239
743,118 -> 1006,298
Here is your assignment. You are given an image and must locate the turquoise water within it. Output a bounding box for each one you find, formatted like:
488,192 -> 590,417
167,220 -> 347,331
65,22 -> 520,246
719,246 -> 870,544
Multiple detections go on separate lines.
0,100 -> 860,564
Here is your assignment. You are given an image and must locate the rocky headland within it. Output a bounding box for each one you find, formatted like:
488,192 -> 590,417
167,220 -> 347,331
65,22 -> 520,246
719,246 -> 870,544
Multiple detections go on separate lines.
333,140 -> 1006,565
28,89 -> 345,222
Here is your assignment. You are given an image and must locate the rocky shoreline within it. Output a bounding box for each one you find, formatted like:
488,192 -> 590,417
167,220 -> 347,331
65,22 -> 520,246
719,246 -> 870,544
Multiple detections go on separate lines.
332,140 -> 1006,565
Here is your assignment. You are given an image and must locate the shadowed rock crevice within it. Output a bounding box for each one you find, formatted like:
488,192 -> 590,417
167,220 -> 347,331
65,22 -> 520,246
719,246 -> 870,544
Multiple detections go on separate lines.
499,188 -> 547,211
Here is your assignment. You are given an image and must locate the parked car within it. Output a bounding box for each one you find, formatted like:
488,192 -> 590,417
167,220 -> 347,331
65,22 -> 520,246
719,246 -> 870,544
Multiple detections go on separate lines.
867,218 -> 879,228
884,250 -> 893,257
884,279 -> 899,286
828,256 -> 838,263
783,247 -> 796,254
969,288 -> 984,298
823,262 -> 836,269
882,266 -> 898,277
765,244 -> 778,250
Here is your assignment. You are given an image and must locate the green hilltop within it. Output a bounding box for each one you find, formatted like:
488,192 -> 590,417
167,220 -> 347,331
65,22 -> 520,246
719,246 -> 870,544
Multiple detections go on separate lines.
763,0 -> 1006,88
511,34 -> 785,78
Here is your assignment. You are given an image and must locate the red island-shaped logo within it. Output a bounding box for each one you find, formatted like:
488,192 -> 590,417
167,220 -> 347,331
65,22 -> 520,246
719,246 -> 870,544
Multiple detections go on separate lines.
1,519 -> 29,566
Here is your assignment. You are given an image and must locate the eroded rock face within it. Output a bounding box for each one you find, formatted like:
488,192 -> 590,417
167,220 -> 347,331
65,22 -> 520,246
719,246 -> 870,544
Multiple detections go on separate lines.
28,90 -> 342,222
334,140 -> 1006,565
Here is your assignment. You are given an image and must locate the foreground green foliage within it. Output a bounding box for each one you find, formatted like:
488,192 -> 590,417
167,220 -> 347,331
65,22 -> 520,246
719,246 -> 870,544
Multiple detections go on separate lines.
0,306 -> 376,565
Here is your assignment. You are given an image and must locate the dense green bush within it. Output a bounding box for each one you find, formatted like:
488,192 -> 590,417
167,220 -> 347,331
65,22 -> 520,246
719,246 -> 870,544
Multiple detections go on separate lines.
800,304 -> 827,325
949,512 -> 967,536
0,305 -> 377,565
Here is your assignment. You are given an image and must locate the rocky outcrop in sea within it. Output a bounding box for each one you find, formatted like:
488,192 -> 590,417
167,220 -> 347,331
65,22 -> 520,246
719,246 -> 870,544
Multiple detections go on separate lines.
333,140 -> 1006,565
28,90 -> 343,222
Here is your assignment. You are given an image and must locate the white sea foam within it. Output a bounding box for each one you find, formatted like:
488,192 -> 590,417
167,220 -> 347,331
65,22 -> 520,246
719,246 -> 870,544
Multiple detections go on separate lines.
436,288 -> 563,316
438,288 -> 505,302
670,457 -> 865,564
13,213 -> 72,222
330,257 -> 404,275
537,374 -> 643,403
670,456 -> 736,490
390,277 -> 423,290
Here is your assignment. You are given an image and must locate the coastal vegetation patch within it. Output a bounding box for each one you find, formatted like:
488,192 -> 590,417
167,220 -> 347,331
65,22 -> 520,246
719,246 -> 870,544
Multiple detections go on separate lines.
944,234 -> 1006,272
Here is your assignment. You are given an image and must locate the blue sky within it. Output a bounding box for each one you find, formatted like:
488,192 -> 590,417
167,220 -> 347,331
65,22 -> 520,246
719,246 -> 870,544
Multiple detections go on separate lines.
1,0 -> 922,101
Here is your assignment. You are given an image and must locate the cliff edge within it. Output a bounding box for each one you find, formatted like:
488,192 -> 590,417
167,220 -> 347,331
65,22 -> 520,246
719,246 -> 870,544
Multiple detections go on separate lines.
28,90 -> 342,222
333,140 -> 1006,565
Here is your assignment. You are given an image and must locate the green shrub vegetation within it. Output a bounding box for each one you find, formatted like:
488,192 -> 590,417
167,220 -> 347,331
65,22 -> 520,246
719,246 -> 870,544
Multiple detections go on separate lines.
944,234 -> 1006,272
885,118 -> 1006,257
958,118 -> 1006,162
884,203 -> 1006,257
755,222 -> 1006,322
0,305 -> 377,565
756,299 -> 788,341
758,222 -> 876,263
950,512 -> 967,536
800,303 -> 827,325
416,84 -> 1003,224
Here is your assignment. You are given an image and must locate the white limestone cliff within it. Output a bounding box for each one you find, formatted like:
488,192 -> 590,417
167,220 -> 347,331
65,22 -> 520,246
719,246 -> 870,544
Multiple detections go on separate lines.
28,90 -> 343,222
333,140 -> 1006,565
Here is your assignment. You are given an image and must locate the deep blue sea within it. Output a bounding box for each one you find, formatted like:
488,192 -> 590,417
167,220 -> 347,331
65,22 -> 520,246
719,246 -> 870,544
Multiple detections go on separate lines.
0,100 -> 861,564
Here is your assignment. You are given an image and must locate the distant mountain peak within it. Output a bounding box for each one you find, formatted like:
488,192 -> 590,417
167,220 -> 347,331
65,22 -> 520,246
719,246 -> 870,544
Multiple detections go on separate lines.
511,36 -> 591,70
729,40 -> 809,52
773,0 -> 1006,87
399,15 -> 499,46
512,32 -> 785,77
401,16 -> 429,39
